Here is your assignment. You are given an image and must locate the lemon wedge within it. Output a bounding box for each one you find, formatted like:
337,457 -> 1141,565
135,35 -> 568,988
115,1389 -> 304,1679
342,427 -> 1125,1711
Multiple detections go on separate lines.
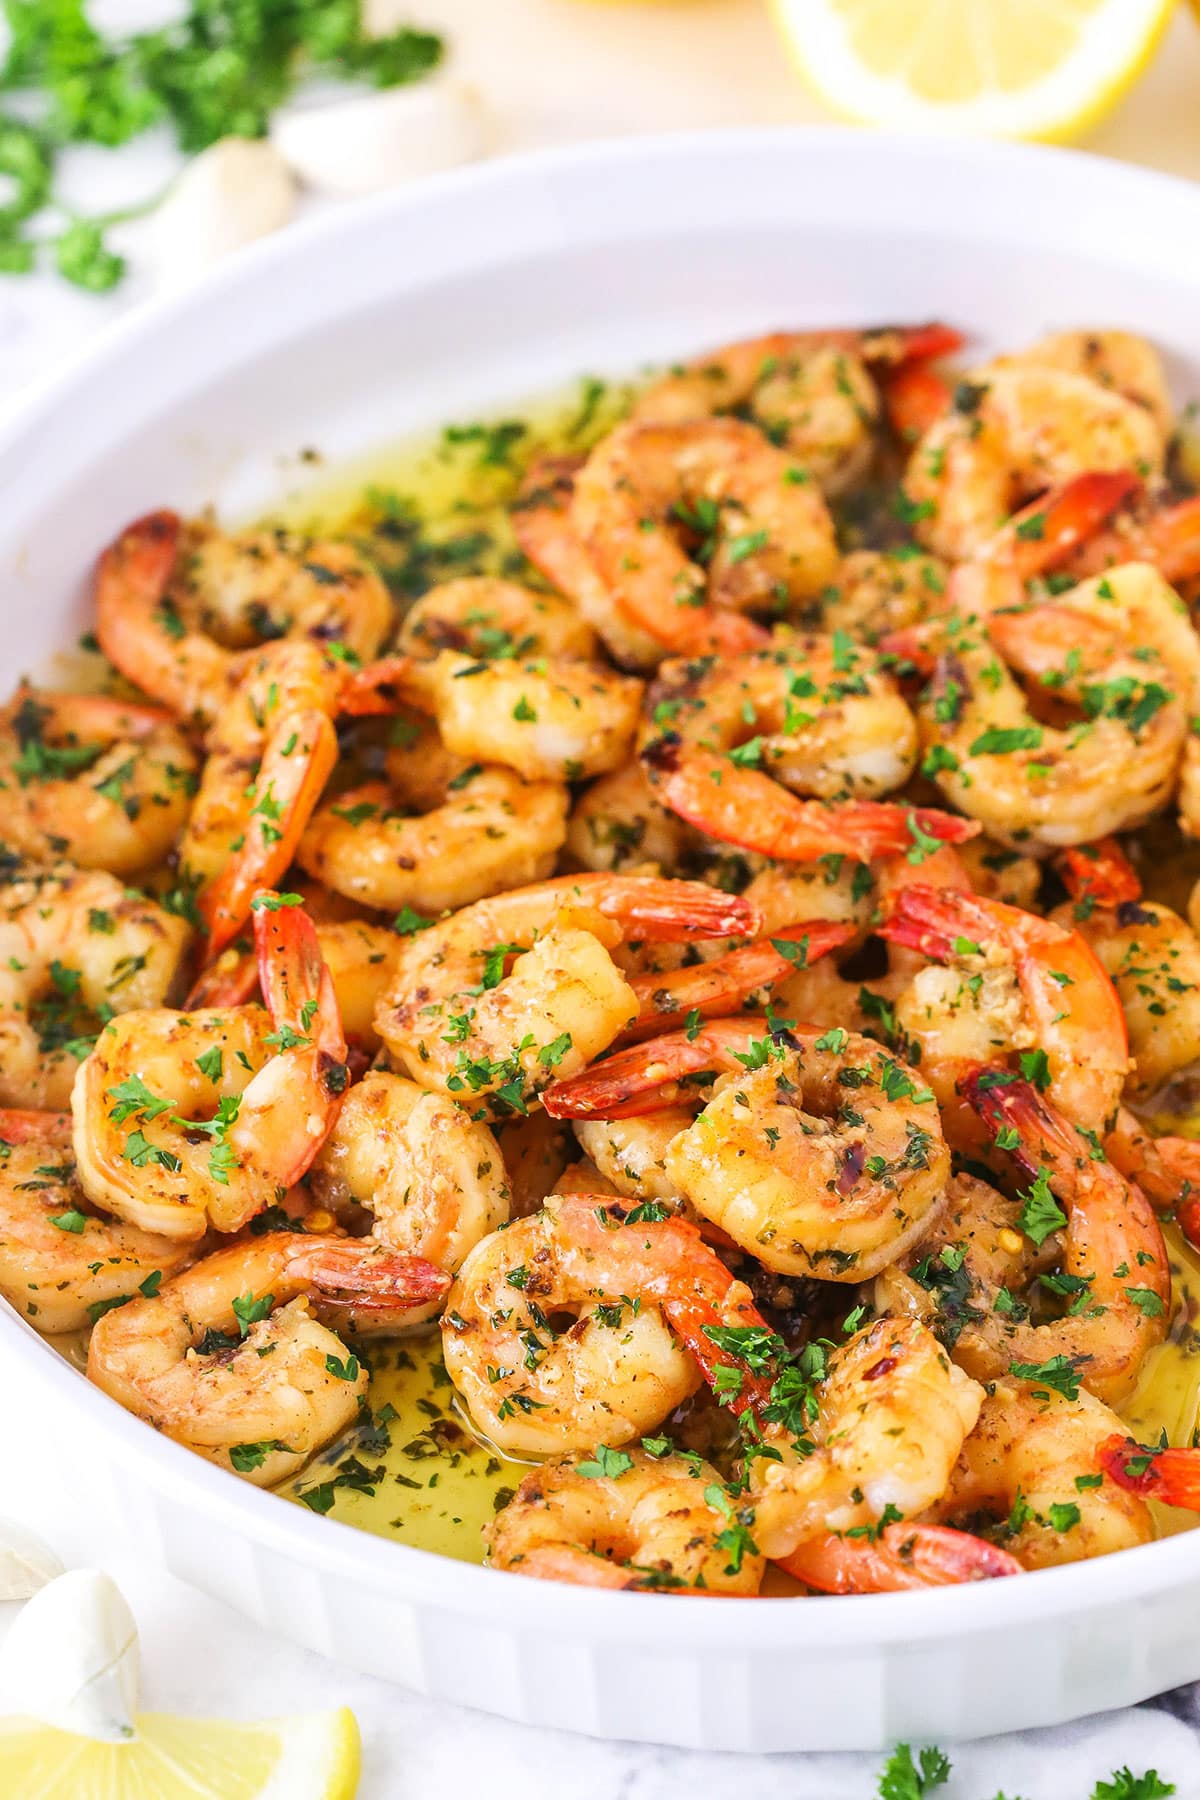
770,0 -> 1176,141
0,1706 -> 361,1799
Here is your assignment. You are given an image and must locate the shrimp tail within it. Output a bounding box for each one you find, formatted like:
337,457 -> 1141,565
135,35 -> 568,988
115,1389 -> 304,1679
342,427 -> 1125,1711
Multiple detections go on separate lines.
1056,838 -> 1143,907
884,364 -> 952,441
961,1068 -> 1071,1178
643,739 -> 978,862
253,893 -> 347,1066
288,1238 -> 451,1312
621,920 -> 854,1044
1007,470 -> 1143,579
778,1523 -> 1023,1594
1097,1434 -> 1200,1510
0,1108 -> 72,1145
595,875 -> 762,942
185,947 -> 260,1011
200,709 -> 338,955
544,1018 -> 771,1120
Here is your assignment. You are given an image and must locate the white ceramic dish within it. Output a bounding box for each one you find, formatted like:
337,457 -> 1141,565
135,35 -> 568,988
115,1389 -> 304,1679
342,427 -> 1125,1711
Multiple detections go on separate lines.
4,128 -> 1200,1753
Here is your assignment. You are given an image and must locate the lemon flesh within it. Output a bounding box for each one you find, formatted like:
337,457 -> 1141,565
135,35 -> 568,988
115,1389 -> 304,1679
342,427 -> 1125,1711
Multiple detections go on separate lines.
0,1707 -> 361,1800
771,0 -> 1176,141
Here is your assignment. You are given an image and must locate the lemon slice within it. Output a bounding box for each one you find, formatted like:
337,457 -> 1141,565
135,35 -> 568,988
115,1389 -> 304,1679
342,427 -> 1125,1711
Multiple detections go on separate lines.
771,0 -> 1176,141
0,1706 -> 361,1799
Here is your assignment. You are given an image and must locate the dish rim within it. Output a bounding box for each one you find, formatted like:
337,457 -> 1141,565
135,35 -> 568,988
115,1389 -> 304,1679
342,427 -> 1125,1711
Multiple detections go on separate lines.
4,122 -> 1200,1646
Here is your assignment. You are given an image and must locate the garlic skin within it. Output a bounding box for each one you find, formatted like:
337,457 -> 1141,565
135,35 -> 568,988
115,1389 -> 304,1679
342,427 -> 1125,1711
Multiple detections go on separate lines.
0,1569 -> 139,1741
150,137 -> 296,287
271,76 -> 489,198
0,1519 -> 64,1602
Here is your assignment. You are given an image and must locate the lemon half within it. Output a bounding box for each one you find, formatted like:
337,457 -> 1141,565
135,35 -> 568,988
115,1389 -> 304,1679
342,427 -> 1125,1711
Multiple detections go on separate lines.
771,0 -> 1176,142
0,1706 -> 361,1799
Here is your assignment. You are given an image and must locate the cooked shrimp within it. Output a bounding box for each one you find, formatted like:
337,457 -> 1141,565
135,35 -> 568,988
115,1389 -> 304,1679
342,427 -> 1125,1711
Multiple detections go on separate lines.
881,885 -> 1130,1144
934,1381 -> 1156,1568
634,323 -> 962,496
571,419 -> 838,656
398,575 -> 596,662
181,642 -> 343,956
992,330 -> 1173,435
1062,491 -> 1200,591
960,1071 -> 1169,1403
903,363 -> 1165,562
0,865 -> 192,1111
513,456 -> 665,671
899,564 -> 1194,848
486,1446 -> 764,1593
565,762 -> 692,874
298,733 -> 568,919
546,1018 -> 951,1282
374,874 -> 758,1117
619,920 -> 854,1045
72,895 -> 348,1241
401,649 -> 643,783
819,549 -> 950,644
310,1069 -> 510,1287
1052,842 -> 1200,1101
0,1109 -> 191,1334
747,1316 -> 985,1561
779,1520 -> 1022,1594
87,1232 -> 447,1483
644,638 -> 918,803
642,737 -> 978,863
0,686 -> 198,875
572,1111 -> 695,1207
95,511 -> 391,727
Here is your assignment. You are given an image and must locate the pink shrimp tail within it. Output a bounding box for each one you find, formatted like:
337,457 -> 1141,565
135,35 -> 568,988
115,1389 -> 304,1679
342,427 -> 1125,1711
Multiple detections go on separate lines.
779,1523 -> 1023,1594
962,1068 -> 1071,1177
1006,471 -> 1143,579
621,920 -> 854,1044
878,884 -> 997,961
1057,839 -> 1143,908
338,654 -> 422,717
0,1109 -> 72,1146
252,893 -> 347,1062
185,948 -> 260,1011
884,364 -> 952,441
1098,1435 -> 1200,1510
544,1018 -> 771,1120
594,876 -> 762,943
291,1239 -> 450,1312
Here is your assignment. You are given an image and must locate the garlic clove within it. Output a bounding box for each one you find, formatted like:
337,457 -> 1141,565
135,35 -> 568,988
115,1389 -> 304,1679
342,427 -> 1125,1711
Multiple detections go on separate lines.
271,75 -> 489,198
150,136 -> 296,287
0,1569 -> 139,1742
0,1518 -> 65,1602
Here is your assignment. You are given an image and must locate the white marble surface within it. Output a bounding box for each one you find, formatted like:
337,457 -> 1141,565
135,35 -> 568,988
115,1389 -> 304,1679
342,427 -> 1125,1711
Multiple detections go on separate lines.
4,1 -> 1200,1790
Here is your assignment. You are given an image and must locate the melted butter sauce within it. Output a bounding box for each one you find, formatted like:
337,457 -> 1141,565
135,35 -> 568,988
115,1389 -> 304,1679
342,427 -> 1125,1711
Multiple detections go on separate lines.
257,385 -> 1200,1561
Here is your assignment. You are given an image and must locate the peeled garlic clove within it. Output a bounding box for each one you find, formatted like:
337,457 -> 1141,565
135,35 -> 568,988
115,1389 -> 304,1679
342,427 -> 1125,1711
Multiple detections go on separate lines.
151,136 -> 295,287
0,1569 -> 139,1741
0,1518 -> 64,1601
271,76 -> 488,197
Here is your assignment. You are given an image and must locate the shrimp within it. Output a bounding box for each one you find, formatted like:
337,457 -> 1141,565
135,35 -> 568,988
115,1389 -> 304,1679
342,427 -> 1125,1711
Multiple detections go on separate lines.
992,330 -> 1173,435
571,419 -> 838,657
817,549 -> 951,645
745,1316 -> 985,1561
565,762 -> 692,874
880,885 -> 1130,1145
618,920 -> 854,1044
572,1110 -> 696,1208
1061,491 -> 1200,591
181,643 -> 343,956
95,511 -> 392,727
297,717 -> 569,917
0,1110 -> 191,1334
902,363 -> 1165,562
779,1521 -> 1021,1595
899,564 -> 1195,848
87,1232 -> 448,1484
373,874 -> 759,1117
397,575 -> 596,662
1052,841 -> 1200,1102
486,1446 -> 764,1593
933,1381 -> 1157,1568
513,455 -> 667,671
634,322 -> 962,496
72,895 -> 348,1241
960,1071 -> 1169,1403
642,737 -> 978,864
0,865 -> 192,1111
643,637 -> 919,803
0,686 -> 198,876
400,649 -> 644,784
546,1018 -> 951,1282
309,1069 -> 510,1295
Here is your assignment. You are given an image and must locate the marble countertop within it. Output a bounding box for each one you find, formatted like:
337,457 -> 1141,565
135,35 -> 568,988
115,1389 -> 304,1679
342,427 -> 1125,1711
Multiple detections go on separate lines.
4,2 -> 1200,1790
